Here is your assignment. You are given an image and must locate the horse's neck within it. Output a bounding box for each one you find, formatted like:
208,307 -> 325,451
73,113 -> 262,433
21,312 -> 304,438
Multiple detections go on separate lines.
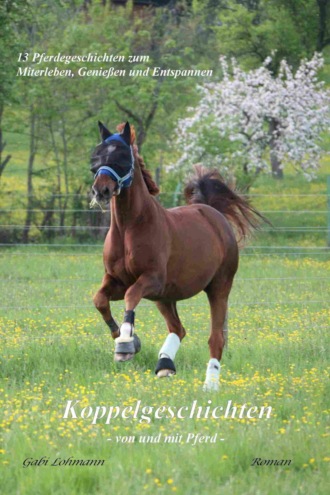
110,164 -> 153,228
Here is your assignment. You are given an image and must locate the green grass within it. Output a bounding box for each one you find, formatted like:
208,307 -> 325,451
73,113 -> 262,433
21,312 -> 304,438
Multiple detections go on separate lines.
0,249 -> 329,494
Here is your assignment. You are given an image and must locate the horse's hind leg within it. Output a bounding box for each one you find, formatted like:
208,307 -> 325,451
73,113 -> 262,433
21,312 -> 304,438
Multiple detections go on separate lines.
155,301 -> 186,378
204,280 -> 232,391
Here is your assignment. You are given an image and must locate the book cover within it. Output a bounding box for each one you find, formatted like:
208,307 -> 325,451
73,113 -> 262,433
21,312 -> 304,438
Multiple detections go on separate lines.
1,1 -> 329,494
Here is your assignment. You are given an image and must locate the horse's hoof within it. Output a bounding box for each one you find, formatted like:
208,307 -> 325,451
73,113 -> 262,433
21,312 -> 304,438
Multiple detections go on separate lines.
157,369 -> 175,378
155,357 -> 176,376
133,334 -> 141,354
203,380 -> 220,392
114,334 -> 141,362
114,352 -> 135,362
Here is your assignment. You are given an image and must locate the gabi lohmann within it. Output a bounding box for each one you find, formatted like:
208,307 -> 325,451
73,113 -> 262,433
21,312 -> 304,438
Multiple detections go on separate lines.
22,457 -> 105,468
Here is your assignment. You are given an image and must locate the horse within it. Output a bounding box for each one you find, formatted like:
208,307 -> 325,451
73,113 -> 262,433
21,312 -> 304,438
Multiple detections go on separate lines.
90,121 -> 264,391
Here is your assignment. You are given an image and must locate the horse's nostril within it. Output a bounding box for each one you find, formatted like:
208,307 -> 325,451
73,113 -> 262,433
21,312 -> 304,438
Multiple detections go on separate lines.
102,186 -> 110,198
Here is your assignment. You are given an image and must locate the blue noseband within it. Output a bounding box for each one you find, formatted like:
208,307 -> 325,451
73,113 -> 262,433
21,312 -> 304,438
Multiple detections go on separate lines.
94,134 -> 135,195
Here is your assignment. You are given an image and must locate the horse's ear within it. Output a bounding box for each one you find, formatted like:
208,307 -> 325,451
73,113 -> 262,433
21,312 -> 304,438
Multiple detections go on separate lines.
122,122 -> 131,146
98,121 -> 112,141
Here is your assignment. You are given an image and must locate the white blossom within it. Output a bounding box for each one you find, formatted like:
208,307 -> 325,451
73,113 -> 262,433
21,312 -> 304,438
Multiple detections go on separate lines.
175,53 -> 330,180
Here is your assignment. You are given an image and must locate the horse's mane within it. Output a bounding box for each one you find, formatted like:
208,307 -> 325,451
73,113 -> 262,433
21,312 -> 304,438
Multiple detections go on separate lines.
116,123 -> 159,196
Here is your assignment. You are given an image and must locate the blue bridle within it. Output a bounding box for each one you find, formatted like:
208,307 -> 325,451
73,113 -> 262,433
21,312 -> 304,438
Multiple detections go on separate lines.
94,134 -> 135,195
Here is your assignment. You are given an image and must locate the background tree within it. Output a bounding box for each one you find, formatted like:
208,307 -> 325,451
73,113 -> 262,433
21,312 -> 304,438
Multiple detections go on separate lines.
3,0 -> 222,241
175,54 -> 330,189
214,0 -> 321,72
0,0 -> 31,179
316,0 -> 330,51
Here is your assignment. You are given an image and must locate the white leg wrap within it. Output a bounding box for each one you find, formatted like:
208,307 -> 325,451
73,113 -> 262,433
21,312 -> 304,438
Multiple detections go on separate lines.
203,358 -> 221,391
159,333 -> 181,361
116,322 -> 134,343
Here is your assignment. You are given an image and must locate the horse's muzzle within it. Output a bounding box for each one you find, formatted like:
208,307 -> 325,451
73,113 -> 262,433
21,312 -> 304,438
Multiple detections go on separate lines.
92,176 -> 116,202
92,185 -> 112,202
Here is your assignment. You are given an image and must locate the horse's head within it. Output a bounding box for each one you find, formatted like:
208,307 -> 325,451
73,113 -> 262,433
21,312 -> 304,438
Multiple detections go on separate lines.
91,121 -> 134,203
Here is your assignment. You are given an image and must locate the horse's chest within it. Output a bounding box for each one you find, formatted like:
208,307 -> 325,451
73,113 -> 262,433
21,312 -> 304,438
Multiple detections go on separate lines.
105,244 -> 144,284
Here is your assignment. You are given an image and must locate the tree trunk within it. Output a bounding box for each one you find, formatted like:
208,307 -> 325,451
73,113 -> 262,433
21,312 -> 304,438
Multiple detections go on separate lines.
60,119 -> 69,235
316,0 -> 330,51
49,120 -> 63,226
22,107 -> 37,243
0,104 -> 12,180
40,192 -> 56,241
269,117 -> 283,179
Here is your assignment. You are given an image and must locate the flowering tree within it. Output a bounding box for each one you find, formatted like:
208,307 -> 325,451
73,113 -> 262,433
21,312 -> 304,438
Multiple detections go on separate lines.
175,53 -> 330,187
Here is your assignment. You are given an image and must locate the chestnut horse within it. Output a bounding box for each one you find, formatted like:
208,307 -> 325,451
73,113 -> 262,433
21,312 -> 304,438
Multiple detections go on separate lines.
91,121 -> 263,391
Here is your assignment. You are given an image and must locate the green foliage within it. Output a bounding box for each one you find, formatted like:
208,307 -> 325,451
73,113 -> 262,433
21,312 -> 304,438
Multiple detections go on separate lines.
1,0 -> 329,242
214,0 -> 320,72
5,1 -> 220,198
0,1 -> 32,108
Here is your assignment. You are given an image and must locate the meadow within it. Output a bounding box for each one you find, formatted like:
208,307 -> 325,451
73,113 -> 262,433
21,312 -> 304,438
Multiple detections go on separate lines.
0,245 -> 329,495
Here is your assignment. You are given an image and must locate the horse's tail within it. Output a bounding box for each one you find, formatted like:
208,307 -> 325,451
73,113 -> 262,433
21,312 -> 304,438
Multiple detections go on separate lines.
184,165 -> 268,243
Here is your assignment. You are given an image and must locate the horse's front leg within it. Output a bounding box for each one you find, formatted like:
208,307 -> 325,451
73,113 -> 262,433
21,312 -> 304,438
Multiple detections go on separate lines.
93,273 -> 125,339
115,272 -> 164,362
